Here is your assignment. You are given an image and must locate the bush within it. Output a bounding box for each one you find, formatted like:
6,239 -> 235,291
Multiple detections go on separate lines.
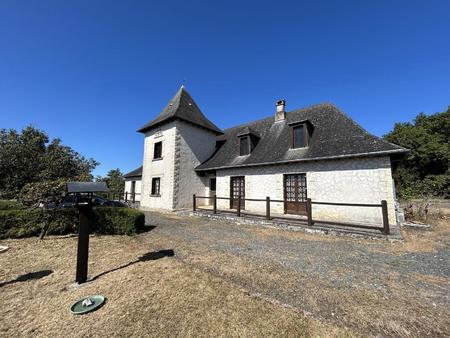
0,200 -> 25,210
0,208 -> 78,239
91,207 -> 146,235
0,207 -> 146,239
18,179 -> 67,206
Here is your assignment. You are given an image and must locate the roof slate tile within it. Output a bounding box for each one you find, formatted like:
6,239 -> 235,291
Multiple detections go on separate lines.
196,103 -> 406,171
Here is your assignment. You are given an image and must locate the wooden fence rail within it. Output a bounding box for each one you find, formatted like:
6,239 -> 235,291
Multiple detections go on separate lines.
193,194 -> 390,235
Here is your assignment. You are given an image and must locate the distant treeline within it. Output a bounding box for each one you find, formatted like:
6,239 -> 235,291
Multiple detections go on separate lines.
384,106 -> 449,199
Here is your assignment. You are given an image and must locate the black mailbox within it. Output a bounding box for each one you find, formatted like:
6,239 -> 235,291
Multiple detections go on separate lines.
67,182 -> 109,284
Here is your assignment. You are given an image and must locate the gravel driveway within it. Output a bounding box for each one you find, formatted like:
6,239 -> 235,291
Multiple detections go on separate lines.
143,211 -> 450,337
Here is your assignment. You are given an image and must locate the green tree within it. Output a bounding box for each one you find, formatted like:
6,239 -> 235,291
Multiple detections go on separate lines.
384,107 -> 450,199
0,126 -> 98,199
96,168 -> 125,195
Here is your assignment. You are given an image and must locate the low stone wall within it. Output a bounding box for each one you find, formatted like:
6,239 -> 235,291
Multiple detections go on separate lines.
190,211 -> 402,241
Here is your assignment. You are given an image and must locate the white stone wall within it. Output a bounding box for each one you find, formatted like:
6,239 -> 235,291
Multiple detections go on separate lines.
216,156 -> 397,225
124,179 -> 142,202
173,121 -> 217,209
140,122 -> 177,210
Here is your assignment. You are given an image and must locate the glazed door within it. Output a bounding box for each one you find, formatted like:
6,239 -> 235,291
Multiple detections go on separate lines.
284,174 -> 307,215
230,176 -> 245,209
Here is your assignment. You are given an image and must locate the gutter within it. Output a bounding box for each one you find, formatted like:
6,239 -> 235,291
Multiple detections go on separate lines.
195,148 -> 408,172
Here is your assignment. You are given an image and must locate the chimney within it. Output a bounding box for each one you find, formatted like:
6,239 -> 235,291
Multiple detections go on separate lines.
275,99 -> 286,122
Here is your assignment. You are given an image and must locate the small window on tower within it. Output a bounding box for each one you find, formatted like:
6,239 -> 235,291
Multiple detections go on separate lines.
153,141 -> 162,159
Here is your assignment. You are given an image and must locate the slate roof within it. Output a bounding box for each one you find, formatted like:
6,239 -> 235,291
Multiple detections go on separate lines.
124,166 -> 142,179
137,86 -> 222,134
237,126 -> 259,137
196,103 -> 407,171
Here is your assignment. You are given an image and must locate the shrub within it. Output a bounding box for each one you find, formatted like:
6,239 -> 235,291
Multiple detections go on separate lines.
0,208 -> 78,239
0,207 -> 145,239
0,200 -> 25,210
92,207 -> 146,235
18,179 -> 67,206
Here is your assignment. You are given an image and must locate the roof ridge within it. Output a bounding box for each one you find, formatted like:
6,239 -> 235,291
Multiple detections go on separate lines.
137,87 -> 222,134
222,102 -> 333,132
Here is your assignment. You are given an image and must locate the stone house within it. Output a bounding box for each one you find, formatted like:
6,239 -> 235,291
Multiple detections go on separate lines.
125,86 -> 406,225
123,166 -> 142,202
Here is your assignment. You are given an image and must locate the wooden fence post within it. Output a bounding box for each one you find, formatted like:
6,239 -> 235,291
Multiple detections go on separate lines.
213,195 -> 217,214
125,192 -> 128,202
237,196 -> 241,217
193,194 -> 196,212
307,198 -> 313,226
266,196 -> 270,220
132,192 -> 135,203
381,200 -> 390,235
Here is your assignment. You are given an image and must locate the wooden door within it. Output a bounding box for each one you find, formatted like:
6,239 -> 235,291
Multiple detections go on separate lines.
230,176 -> 245,209
284,174 -> 307,215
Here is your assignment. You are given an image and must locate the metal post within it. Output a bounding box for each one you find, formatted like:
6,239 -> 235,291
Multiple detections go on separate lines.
266,196 -> 270,220
213,195 -> 217,214
237,196 -> 241,217
306,198 -> 313,226
381,200 -> 390,235
76,204 -> 91,283
193,194 -> 196,212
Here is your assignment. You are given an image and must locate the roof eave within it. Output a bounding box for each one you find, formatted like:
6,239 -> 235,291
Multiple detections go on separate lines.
124,175 -> 142,180
137,117 -> 223,135
195,148 -> 408,172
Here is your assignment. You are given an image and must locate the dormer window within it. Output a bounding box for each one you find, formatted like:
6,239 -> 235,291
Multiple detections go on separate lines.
239,136 -> 250,156
237,126 -> 259,156
290,121 -> 312,148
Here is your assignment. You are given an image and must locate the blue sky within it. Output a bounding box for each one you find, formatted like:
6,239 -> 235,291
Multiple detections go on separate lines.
0,1 -> 449,176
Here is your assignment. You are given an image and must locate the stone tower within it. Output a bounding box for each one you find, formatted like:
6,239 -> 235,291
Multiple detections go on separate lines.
137,86 -> 222,210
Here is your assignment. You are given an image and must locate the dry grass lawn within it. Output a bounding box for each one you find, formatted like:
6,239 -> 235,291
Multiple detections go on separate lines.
1,215 -> 449,337
0,235 -> 352,337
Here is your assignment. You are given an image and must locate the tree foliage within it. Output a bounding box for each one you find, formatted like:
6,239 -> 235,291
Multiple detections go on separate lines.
96,168 -> 125,195
384,107 -> 450,199
0,126 -> 98,199
18,179 -> 67,206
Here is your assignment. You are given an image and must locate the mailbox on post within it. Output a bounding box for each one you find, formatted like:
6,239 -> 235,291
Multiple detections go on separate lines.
67,182 -> 109,284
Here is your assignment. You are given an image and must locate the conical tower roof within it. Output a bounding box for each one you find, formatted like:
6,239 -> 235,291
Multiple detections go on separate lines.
138,86 -> 222,134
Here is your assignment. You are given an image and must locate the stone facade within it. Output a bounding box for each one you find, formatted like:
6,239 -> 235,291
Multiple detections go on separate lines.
174,120 -> 217,209
214,156 -> 397,225
139,120 -> 398,225
140,120 -> 217,210
140,122 -> 177,210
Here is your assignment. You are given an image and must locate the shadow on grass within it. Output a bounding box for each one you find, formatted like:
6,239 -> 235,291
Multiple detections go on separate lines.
90,249 -> 174,282
136,225 -> 157,234
0,270 -> 53,288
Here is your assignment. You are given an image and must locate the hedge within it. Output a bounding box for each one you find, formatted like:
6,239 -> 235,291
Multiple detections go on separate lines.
0,207 -> 146,239
0,200 -> 25,210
